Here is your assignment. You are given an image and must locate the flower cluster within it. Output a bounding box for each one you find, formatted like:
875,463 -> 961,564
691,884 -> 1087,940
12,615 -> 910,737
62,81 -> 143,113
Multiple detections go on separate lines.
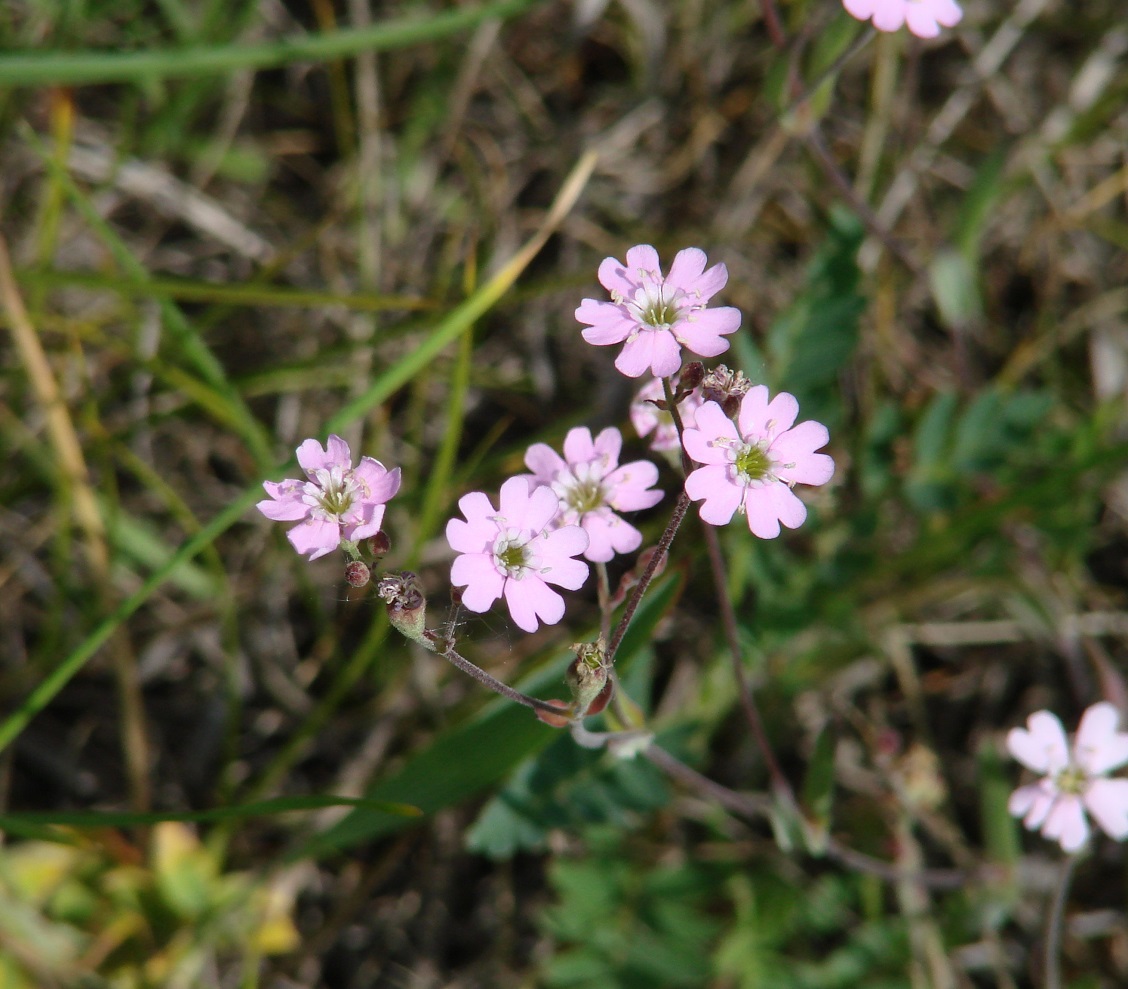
1007,702 -> 1128,853
258,245 -> 840,634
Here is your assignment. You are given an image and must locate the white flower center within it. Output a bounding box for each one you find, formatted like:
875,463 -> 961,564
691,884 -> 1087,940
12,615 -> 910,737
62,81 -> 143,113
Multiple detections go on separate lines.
304,466 -> 361,521
492,527 -> 534,579
1054,765 -> 1089,796
554,462 -> 607,516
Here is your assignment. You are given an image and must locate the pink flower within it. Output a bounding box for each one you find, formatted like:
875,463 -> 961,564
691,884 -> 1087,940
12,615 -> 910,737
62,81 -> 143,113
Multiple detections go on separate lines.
575,245 -> 741,378
682,387 -> 834,538
1007,703 -> 1128,853
630,378 -> 704,453
257,435 -> 401,560
446,477 -> 590,633
522,426 -> 663,563
842,0 -> 962,38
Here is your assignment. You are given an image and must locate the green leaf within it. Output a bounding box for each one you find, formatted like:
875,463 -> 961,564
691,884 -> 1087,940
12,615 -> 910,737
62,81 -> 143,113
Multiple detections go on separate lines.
800,726 -> 836,853
929,248 -> 981,329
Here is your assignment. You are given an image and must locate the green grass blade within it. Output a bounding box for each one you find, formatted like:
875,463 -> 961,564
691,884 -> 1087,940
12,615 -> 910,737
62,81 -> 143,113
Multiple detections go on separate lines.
0,0 -> 539,87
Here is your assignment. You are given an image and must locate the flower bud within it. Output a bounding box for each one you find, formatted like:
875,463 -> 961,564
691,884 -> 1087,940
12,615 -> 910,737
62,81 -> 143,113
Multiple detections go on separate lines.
678,361 -> 705,394
367,530 -> 392,559
376,571 -> 428,645
566,638 -> 611,716
344,560 -> 371,587
701,364 -> 752,414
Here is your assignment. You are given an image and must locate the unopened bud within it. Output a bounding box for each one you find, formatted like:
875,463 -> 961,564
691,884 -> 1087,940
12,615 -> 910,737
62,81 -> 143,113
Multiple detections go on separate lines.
344,560 -> 371,587
566,638 -> 610,716
367,531 -> 392,559
678,361 -> 705,394
377,571 -> 428,645
702,365 -> 752,413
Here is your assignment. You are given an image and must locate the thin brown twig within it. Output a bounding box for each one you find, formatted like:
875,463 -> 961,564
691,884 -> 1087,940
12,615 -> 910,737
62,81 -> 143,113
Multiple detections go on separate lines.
606,491 -> 690,663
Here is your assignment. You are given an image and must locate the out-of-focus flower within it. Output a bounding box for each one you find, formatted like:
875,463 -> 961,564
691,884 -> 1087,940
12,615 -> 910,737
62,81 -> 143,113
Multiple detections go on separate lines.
257,435 -> 400,560
523,426 -> 663,563
446,477 -> 590,633
630,378 -> 705,453
576,245 -> 741,378
1007,703 -> 1128,853
842,0 -> 962,38
682,387 -> 834,538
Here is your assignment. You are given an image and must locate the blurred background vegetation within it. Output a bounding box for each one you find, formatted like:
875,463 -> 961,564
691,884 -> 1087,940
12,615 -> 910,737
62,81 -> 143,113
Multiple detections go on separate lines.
1,0 -> 1127,986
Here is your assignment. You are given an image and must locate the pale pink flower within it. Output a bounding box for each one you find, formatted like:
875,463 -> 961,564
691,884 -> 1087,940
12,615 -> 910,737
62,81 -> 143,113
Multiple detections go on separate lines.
522,427 -> 663,563
576,245 -> 741,378
446,477 -> 590,633
682,387 -> 834,538
257,435 -> 401,560
842,0 -> 962,38
630,378 -> 704,453
1007,703 -> 1128,853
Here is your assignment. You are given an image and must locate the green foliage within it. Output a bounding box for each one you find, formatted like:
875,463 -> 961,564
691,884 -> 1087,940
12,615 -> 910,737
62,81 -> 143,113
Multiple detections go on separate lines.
766,208 -> 865,428
466,735 -> 670,859
540,829 -> 723,989
905,386 -> 1054,513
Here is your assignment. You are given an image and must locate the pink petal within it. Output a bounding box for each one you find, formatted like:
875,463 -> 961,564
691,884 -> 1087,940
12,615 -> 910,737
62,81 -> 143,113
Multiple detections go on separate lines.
675,310 -> 739,357
525,443 -> 567,483
500,477 -> 558,532
604,461 -> 663,511
665,248 -> 707,292
504,576 -> 564,633
1084,779 -> 1128,841
590,427 -> 623,468
562,427 -> 597,466
1073,702 -> 1128,775
870,1 -> 907,32
772,423 -> 835,486
286,518 -> 341,560
685,465 -> 742,525
446,512 -> 496,555
344,504 -> 387,542
682,401 -> 739,465
744,482 -> 806,539
577,301 -> 634,343
624,244 -> 661,277
688,261 -> 728,302
354,461 -> 401,503
458,490 -> 497,525
932,0 -> 963,27
740,389 -> 799,441
904,5 -> 941,38
258,482 -> 310,521
1008,712 -> 1070,774
295,437 -> 331,473
615,331 -> 680,379
842,0 -> 877,18
540,525 -> 590,578
1042,795 -> 1089,853
452,553 -> 505,612
596,255 -> 636,297
580,511 -> 641,563
1009,783 -> 1049,824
